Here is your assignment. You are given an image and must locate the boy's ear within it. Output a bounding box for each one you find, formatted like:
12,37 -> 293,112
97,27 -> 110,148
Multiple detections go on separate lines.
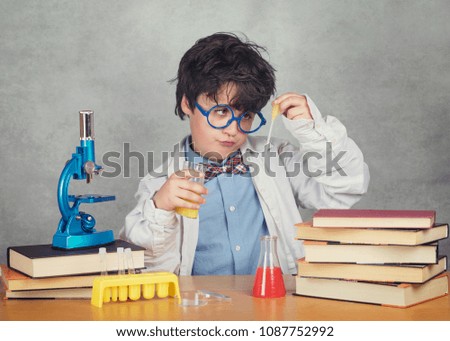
181,95 -> 194,117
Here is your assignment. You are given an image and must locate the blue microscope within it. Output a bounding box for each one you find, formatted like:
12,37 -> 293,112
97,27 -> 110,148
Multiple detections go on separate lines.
52,110 -> 115,249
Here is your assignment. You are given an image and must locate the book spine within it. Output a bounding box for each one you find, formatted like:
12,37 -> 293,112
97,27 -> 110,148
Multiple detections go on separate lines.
6,247 -> 11,268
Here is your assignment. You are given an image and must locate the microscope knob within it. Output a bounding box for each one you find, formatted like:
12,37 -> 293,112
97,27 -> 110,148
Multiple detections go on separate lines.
80,213 -> 96,232
94,166 -> 103,175
84,161 -> 96,175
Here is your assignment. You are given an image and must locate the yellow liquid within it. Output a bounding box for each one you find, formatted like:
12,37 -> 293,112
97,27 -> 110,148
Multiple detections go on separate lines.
266,104 -> 281,146
271,103 -> 280,119
175,202 -> 199,219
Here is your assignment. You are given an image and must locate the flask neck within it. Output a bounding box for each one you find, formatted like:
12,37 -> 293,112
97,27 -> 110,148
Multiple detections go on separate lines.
258,236 -> 280,269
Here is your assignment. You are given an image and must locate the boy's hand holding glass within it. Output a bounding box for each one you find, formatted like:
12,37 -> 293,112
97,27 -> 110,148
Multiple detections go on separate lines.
175,162 -> 206,218
153,161 -> 207,219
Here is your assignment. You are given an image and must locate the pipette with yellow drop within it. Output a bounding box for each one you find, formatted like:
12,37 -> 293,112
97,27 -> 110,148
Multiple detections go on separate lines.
266,103 -> 281,146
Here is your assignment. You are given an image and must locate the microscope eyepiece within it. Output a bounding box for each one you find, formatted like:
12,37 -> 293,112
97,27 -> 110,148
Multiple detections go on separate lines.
79,110 -> 94,140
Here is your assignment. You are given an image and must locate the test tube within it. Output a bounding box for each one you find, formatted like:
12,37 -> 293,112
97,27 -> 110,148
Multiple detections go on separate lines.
125,247 -> 136,275
117,247 -> 128,301
98,247 -> 111,303
99,247 -> 108,276
125,248 -> 140,300
117,247 -> 125,275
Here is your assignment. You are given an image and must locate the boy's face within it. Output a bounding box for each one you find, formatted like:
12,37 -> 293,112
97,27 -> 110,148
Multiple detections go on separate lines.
182,83 -> 248,161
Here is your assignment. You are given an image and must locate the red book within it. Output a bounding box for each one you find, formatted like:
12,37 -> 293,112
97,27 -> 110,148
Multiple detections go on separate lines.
312,209 -> 436,228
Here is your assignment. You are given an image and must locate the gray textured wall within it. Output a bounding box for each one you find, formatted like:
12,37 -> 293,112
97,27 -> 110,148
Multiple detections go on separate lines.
1,0 -> 449,265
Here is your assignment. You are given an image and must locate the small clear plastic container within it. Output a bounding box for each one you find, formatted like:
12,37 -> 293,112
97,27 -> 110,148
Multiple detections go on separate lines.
178,290 -> 231,307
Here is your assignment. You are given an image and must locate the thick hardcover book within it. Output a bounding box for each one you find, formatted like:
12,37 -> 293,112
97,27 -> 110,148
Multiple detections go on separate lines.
296,221 -> 448,245
295,273 -> 448,308
0,264 -> 98,291
297,257 -> 447,283
4,287 -> 92,300
312,209 -> 436,228
303,241 -> 439,264
7,239 -> 145,278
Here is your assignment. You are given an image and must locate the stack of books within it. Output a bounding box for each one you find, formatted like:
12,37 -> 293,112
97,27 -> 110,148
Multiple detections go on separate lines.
295,209 -> 449,307
1,239 -> 145,299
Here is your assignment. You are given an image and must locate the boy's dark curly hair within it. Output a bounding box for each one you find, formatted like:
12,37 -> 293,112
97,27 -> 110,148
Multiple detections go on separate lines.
173,32 -> 276,120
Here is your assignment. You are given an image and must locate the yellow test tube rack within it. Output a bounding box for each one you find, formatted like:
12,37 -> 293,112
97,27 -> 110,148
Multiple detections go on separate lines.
91,272 -> 181,308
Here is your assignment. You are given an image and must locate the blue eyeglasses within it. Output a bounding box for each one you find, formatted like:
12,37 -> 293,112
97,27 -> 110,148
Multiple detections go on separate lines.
195,102 -> 266,134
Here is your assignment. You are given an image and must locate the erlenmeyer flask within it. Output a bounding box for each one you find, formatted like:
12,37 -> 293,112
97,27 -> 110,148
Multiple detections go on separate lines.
252,235 -> 286,298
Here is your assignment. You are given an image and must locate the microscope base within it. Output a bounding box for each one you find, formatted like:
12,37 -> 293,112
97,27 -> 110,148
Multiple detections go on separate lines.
52,230 -> 115,250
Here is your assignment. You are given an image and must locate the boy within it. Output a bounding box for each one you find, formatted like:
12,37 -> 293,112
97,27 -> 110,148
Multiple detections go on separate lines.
119,33 -> 370,275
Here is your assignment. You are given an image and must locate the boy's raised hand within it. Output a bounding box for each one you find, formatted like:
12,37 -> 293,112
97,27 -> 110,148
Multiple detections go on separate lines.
273,92 -> 313,120
153,170 -> 207,212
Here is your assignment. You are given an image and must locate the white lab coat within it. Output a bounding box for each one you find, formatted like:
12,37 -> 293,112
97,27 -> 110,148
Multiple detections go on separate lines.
119,95 -> 370,275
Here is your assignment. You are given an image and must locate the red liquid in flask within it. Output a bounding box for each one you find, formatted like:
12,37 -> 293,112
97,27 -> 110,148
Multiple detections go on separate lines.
252,266 -> 286,298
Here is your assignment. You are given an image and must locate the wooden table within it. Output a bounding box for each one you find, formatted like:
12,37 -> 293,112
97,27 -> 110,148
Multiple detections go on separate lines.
1,274 -> 449,321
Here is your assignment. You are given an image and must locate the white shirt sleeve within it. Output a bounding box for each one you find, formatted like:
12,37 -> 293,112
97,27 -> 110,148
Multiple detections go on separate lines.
280,94 -> 370,209
118,176 -> 181,273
